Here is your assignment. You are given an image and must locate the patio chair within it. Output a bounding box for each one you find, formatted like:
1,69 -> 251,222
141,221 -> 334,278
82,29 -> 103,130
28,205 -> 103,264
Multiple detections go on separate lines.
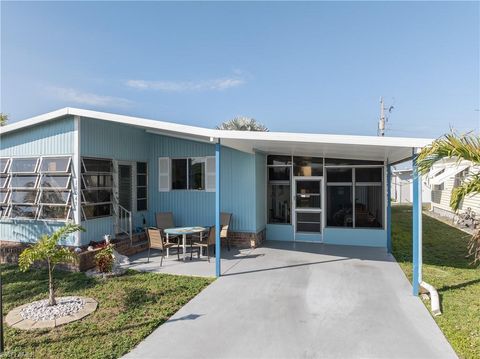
221,212 -> 232,251
156,212 -> 180,244
191,227 -> 215,262
146,227 -> 180,267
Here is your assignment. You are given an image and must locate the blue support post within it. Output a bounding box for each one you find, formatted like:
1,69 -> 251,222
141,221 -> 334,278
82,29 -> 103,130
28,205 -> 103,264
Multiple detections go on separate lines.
215,141 -> 221,277
387,164 -> 392,253
412,150 -> 422,295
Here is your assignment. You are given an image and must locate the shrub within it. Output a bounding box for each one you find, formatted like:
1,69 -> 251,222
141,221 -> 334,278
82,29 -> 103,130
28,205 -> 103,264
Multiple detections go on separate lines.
95,244 -> 114,273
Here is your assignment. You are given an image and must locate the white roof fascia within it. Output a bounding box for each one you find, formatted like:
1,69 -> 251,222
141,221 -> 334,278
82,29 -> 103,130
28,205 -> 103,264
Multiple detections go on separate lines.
429,164 -> 470,185
427,167 -> 446,179
0,108 -> 433,160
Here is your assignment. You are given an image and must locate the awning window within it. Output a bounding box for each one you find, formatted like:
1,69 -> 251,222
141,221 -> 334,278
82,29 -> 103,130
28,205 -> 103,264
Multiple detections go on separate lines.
429,164 -> 469,185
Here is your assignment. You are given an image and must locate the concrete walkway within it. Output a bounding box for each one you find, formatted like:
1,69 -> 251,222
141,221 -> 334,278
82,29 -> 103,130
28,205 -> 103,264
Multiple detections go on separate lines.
124,241 -> 457,359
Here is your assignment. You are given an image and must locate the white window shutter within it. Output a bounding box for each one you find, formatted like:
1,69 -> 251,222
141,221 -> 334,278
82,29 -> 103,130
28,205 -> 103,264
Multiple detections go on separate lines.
205,156 -> 216,192
158,157 -> 170,192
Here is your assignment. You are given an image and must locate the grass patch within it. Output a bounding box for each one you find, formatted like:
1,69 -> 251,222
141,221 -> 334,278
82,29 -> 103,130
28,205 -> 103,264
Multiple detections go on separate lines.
392,205 -> 480,359
1,267 -> 213,359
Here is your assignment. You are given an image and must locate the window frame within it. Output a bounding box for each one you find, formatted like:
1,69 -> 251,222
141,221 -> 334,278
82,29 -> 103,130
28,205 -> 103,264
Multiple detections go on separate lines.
39,190 -> 71,205
170,157 -> 207,191
38,205 -> 72,221
136,161 -> 148,211
8,205 -> 39,220
39,156 -> 72,174
10,174 -> 40,189
0,156 -> 74,221
325,164 -> 385,229
0,175 -> 10,189
80,157 -> 113,220
267,155 -> 294,225
40,174 -> 71,190
0,190 -> 10,205
9,157 -> 40,174
0,158 -> 11,174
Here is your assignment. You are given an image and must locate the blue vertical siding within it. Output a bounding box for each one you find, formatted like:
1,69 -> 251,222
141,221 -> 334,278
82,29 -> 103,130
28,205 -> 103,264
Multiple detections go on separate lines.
81,117 -> 149,161
0,116 -> 75,156
0,116 -> 76,245
267,224 -> 294,241
147,134 -> 215,228
323,228 -> 387,247
148,134 -> 257,232
255,153 -> 266,232
81,218 -> 113,244
80,118 -> 151,244
220,147 -> 256,232
0,221 -> 75,245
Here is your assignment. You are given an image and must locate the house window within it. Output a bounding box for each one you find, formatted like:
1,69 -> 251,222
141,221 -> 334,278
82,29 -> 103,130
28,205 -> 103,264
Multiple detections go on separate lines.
267,155 -> 292,224
40,157 -> 71,173
10,158 -> 39,173
433,183 -> 444,191
81,158 -> 113,219
293,157 -> 323,177
171,158 -> 206,190
137,162 -> 147,211
0,158 -> 10,173
171,159 -> 188,189
355,168 -> 383,228
454,167 -> 470,189
189,158 -> 205,190
326,168 -> 353,227
0,156 -> 73,221
326,167 -> 383,228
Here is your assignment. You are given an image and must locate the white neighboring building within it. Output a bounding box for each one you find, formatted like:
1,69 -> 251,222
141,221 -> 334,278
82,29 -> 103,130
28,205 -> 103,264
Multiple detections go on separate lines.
428,159 -> 480,219
392,169 -> 431,204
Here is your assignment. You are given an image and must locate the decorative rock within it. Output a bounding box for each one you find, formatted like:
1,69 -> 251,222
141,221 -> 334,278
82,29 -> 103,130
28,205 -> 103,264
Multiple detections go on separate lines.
6,296 -> 98,330
20,296 -> 84,321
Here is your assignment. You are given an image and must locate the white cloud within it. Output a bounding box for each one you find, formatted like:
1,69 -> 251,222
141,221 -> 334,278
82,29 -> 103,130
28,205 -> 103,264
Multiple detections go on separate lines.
47,86 -> 133,107
126,75 -> 246,92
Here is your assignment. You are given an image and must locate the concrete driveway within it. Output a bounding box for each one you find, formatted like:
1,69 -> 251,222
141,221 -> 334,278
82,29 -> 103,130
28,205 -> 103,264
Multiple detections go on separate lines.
124,241 -> 457,359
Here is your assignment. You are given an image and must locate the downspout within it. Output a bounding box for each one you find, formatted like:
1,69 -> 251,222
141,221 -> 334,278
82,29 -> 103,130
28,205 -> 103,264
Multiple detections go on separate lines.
413,148 -> 441,316
420,281 -> 442,316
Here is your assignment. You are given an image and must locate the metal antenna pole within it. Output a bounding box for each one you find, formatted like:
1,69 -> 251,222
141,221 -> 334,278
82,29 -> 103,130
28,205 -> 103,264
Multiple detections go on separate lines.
378,96 -> 386,136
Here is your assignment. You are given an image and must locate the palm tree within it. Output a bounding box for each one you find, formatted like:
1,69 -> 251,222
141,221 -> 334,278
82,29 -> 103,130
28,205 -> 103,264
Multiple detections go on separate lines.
216,116 -> 268,131
0,113 -> 7,126
19,224 -> 85,306
417,132 -> 480,265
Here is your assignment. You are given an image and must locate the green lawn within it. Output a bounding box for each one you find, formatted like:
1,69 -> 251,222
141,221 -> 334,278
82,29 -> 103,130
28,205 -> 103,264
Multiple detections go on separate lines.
392,205 -> 480,359
1,267 -> 213,359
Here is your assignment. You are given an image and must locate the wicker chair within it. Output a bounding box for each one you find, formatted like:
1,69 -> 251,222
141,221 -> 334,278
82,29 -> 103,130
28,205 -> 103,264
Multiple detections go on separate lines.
191,227 -> 216,262
221,212 -> 232,251
146,227 -> 180,266
156,212 -> 181,243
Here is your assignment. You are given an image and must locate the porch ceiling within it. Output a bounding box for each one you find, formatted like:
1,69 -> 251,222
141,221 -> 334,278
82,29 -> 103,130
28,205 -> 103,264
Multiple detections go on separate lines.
221,136 -> 431,164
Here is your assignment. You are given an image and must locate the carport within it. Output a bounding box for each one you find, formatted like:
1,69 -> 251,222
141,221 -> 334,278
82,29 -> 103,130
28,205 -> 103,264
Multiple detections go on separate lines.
213,131 -> 430,296
124,241 -> 457,359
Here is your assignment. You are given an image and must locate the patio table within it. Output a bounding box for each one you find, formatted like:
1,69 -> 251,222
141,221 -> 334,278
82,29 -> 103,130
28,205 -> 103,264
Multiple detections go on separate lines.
164,226 -> 207,261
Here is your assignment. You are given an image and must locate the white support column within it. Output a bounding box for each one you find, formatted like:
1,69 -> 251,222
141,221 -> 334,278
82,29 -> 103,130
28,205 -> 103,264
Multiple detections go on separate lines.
73,115 -> 82,247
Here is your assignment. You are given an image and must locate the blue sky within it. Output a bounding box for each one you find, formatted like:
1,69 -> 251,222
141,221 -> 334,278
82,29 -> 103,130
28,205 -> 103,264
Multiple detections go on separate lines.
1,1 -> 478,138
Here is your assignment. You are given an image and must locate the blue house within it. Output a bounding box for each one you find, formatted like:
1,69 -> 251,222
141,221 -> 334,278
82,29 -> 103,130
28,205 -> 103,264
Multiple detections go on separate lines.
0,108 -> 431,264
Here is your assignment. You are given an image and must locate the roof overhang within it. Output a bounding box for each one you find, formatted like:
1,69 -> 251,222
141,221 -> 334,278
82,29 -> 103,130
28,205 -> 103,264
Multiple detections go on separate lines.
0,107 -> 433,163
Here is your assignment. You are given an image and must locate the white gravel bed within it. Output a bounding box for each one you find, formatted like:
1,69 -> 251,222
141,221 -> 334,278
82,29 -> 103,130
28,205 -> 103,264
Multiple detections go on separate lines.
20,296 -> 85,321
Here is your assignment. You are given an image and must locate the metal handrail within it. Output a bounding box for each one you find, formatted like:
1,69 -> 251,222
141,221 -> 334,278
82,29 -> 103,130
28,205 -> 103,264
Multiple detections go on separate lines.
118,204 -> 133,245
